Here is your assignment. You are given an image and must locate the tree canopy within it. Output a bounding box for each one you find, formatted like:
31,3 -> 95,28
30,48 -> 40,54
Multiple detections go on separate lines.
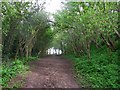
2,2 -> 54,60
53,2 -> 119,57
1,1 -> 120,88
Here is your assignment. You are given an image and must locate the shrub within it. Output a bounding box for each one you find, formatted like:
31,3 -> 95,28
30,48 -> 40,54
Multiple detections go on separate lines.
1,56 -> 38,87
65,46 -> 120,88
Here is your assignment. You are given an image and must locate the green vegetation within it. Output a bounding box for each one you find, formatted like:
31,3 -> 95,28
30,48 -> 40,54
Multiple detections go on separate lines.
1,2 -> 53,87
1,1 -> 119,88
65,46 -> 119,88
53,2 -> 119,88
2,2 -> 53,59
1,56 -> 38,87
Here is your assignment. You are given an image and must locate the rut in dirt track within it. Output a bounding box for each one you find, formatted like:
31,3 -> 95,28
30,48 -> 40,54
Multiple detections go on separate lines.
23,55 -> 80,88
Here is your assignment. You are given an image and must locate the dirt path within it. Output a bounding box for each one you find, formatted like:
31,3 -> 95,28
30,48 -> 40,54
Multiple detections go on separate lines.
21,56 -> 80,88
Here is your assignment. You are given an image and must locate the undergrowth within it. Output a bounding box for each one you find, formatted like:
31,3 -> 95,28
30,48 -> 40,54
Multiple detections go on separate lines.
1,56 -> 38,87
65,46 -> 120,88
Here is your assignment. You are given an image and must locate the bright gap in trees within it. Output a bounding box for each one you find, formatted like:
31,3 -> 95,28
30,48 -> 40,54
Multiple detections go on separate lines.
46,47 -> 62,55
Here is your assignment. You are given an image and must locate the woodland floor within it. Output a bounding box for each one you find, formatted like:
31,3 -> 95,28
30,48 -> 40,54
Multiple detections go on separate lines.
9,55 -> 80,88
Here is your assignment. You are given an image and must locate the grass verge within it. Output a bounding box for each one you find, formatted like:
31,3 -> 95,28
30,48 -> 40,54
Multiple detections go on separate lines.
1,56 -> 38,88
65,46 -> 120,88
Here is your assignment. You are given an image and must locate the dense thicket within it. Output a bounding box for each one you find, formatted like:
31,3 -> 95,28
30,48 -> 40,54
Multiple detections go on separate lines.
54,2 -> 119,57
1,2 -> 54,87
2,2 -> 53,61
1,1 -> 120,88
53,2 -> 120,87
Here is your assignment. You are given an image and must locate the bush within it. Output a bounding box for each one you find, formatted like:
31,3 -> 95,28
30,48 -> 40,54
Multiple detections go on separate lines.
1,56 -> 38,87
65,46 -> 120,88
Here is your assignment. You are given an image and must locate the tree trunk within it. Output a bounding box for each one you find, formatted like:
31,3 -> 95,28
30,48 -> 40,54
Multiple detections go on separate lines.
26,45 -> 29,60
115,30 -> 120,38
100,33 -> 115,51
87,41 -> 90,61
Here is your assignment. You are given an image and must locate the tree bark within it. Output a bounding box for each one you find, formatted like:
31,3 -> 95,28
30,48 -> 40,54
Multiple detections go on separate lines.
115,30 -> 120,38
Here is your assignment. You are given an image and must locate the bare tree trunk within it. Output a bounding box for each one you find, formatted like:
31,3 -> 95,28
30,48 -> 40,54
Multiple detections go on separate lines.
115,30 -> 120,38
15,47 -> 19,59
87,41 -> 90,61
26,45 -> 29,60
93,39 -> 100,48
108,37 -> 116,51
100,33 -> 114,51
100,33 -> 116,51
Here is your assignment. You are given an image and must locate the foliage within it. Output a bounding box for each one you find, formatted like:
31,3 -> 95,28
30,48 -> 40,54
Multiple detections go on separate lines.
1,1 -> 119,88
2,2 -> 53,59
65,46 -> 120,88
54,2 -> 119,57
53,2 -> 119,87
1,56 -> 38,87
1,1 -> 53,88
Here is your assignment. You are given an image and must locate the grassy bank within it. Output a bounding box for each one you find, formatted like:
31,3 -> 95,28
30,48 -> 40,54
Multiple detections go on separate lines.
1,56 -> 38,87
65,46 -> 120,88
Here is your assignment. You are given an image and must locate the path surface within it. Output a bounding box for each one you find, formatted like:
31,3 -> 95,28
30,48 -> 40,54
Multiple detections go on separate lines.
23,55 -> 79,88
